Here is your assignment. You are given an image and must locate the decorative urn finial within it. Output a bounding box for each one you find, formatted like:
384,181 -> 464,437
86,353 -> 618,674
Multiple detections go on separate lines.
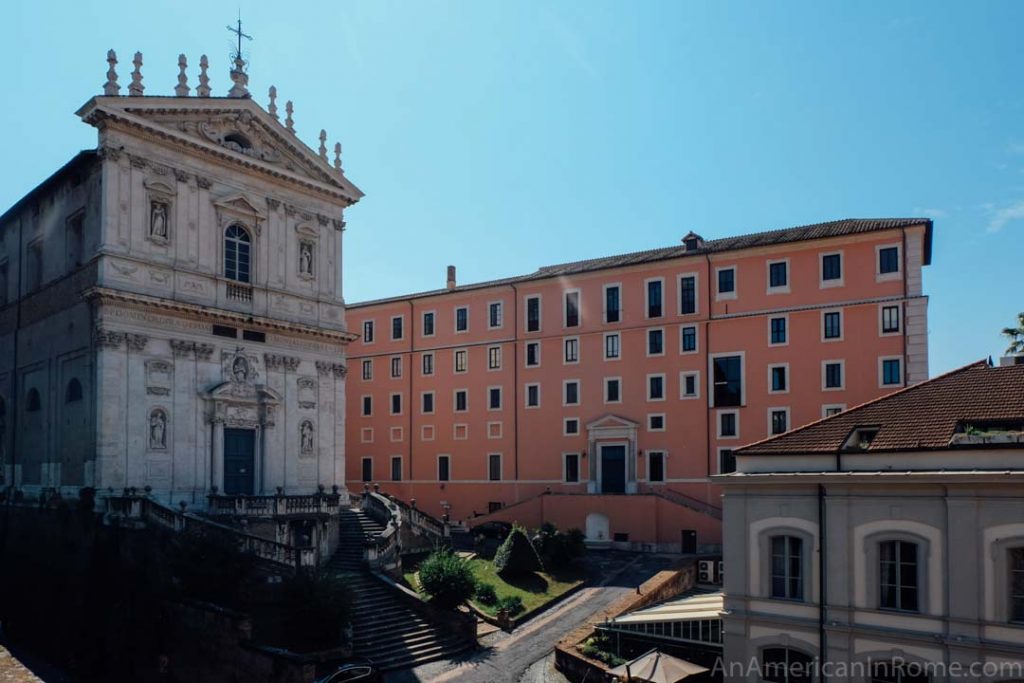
318,130 -> 328,159
197,55 -> 211,97
128,51 -> 144,96
285,101 -> 295,133
333,142 -> 342,170
268,86 -> 278,119
103,49 -> 120,96
228,55 -> 250,98
174,54 -> 190,97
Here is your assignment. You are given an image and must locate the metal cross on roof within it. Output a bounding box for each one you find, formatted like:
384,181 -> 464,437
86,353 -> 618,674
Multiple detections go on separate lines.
227,14 -> 253,61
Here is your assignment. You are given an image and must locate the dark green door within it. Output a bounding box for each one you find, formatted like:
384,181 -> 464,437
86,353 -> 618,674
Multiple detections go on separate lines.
223,428 -> 255,495
600,445 -> 626,494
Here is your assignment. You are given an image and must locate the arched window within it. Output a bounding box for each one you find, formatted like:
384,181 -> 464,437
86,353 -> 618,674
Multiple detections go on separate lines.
879,540 -> 919,611
870,659 -> 930,683
762,647 -> 814,683
65,378 -> 83,403
770,535 -> 804,600
224,224 -> 252,283
26,388 -> 41,412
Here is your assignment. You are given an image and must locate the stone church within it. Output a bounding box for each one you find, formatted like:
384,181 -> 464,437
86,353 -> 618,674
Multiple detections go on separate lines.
0,50 -> 362,507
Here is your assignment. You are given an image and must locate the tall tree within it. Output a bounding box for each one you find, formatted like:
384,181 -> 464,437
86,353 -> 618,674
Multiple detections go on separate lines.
1003,312 -> 1024,355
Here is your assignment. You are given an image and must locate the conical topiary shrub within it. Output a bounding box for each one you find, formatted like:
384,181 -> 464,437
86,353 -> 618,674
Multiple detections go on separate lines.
493,524 -> 543,576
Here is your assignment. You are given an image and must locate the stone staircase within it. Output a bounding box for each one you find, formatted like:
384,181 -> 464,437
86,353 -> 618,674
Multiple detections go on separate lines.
326,507 -> 472,672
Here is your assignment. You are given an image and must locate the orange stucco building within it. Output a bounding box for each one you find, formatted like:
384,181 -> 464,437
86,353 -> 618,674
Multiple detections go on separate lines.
344,218 -> 932,550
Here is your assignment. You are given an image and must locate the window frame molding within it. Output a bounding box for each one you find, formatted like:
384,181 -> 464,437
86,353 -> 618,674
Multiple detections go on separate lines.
563,452 -> 582,483
715,265 -> 738,301
646,450 -> 667,483
562,379 -> 581,407
879,355 -> 904,388
645,276 -> 665,319
646,327 -> 666,358
524,294 -> 542,333
563,336 -> 580,365
876,242 -> 902,282
390,314 -> 405,341
525,382 -> 541,409
768,314 -> 789,347
604,376 -> 622,404
716,408 -> 740,439
680,324 -> 699,354
602,282 -> 623,324
454,305 -> 469,334
646,372 -> 666,402
768,406 -> 791,436
421,309 -> 437,338
487,300 -> 505,330
603,332 -> 621,361
563,288 -> 581,329
819,250 -> 844,289
768,363 -> 790,395
821,308 -> 844,342
677,272 -> 700,315
680,370 -> 701,400
766,258 -> 791,294
821,359 -> 845,391
879,303 -> 902,337
647,412 -> 666,432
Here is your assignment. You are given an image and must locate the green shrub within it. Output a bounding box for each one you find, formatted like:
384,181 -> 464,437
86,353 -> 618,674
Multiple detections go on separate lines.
531,524 -> 586,569
497,594 -> 524,616
418,549 -> 475,608
494,525 -> 543,576
475,582 -> 498,606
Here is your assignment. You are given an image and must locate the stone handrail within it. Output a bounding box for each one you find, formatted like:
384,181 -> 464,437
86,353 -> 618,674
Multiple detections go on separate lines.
206,491 -> 344,519
106,494 -> 312,570
365,523 -> 399,572
648,487 -> 723,520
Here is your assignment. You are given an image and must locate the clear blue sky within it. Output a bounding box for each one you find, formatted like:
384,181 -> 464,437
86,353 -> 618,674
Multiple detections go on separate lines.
3,1 -> 1021,375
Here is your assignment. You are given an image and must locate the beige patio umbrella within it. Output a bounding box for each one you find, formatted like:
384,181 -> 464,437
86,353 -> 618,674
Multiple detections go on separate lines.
607,649 -> 709,683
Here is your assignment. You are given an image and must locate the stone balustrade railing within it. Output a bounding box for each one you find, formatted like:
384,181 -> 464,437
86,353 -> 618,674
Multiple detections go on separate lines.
206,491 -> 344,519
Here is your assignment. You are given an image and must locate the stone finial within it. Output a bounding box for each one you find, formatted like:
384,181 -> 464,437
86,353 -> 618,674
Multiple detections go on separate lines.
318,130 -> 328,159
197,55 -> 211,97
174,54 -> 190,97
128,51 -> 144,96
268,86 -> 278,119
333,143 -> 342,170
228,55 -> 250,98
285,101 -> 295,133
103,49 -> 120,95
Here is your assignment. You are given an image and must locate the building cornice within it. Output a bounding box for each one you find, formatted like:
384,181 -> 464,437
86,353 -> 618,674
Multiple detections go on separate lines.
712,469 -> 1024,486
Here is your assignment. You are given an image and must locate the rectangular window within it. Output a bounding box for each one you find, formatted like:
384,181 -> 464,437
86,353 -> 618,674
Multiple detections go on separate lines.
391,316 -> 403,340
882,358 -> 902,386
526,296 -> 541,332
605,333 -> 620,359
682,372 -> 698,398
488,454 -> 502,481
361,395 -> 372,416
823,405 -> 845,417
390,393 -> 402,415
647,280 -> 663,318
390,356 -> 402,378
681,325 -> 697,353
1010,548 -> 1024,622
564,381 -> 579,406
526,342 -> 540,367
454,349 -> 468,373
648,452 -> 665,482
879,540 -> 918,611
489,302 -> 503,328
770,536 -> 803,600
422,311 -> 435,337
526,383 -> 540,408
363,320 -> 375,343
771,409 -> 788,435
564,453 -> 580,483
390,456 -> 402,482
647,329 -> 664,355
713,355 -> 743,407
488,387 -> 502,410
771,365 -> 787,393
770,317 -> 787,345
648,374 -> 665,401
648,414 -> 665,431
422,392 -> 435,414
769,261 -> 788,289
823,311 -> 842,339
564,337 -> 579,363
605,378 -> 621,403
822,253 -> 842,281
882,305 -> 900,333
719,412 -> 737,437
437,456 -> 450,482
488,346 -> 502,370
719,449 -> 735,474
879,246 -> 900,274
422,352 -> 434,376
455,306 -> 468,332
564,418 -> 580,435
361,359 -> 373,381
824,362 -> 843,389
565,291 -> 580,327
679,276 -> 696,314
717,268 -> 735,295
454,390 -> 468,412
361,458 -> 373,483
605,285 -> 621,323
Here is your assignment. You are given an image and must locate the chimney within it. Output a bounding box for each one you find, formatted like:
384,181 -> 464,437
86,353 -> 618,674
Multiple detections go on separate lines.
446,265 -> 457,290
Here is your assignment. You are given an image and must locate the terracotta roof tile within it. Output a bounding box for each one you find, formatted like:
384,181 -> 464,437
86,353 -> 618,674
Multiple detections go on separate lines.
736,361 -> 1024,456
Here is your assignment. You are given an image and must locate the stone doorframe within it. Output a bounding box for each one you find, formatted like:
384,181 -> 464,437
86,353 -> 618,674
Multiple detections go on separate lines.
585,414 -> 639,494
202,381 -> 282,494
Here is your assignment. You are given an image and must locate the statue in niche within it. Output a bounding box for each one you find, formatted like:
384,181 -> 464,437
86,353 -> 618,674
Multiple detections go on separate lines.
149,409 -> 167,449
150,201 -> 168,240
232,356 -> 250,383
299,241 -> 314,276
300,420 -> 315,453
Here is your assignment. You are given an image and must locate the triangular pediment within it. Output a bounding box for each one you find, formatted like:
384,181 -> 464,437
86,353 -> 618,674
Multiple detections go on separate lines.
213,193 -> 266,219
77,96 -> 363,204
586,414 -> 639,430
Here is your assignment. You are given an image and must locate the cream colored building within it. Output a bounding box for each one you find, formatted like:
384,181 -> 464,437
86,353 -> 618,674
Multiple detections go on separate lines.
716,361 -> 1024,683
0,50 -> 362,507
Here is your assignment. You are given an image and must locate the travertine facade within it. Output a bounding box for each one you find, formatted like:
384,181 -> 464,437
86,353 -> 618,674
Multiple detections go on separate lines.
0,51 -> 362,507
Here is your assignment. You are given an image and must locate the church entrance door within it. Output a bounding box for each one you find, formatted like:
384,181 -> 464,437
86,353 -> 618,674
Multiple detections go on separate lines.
223,428 -> 256,495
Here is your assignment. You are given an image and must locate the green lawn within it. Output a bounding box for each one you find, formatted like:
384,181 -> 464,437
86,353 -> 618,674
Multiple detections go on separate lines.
465,558 -> 584,617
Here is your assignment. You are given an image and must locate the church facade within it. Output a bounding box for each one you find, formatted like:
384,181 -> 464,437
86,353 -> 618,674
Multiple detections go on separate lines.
0,50 -> 362,508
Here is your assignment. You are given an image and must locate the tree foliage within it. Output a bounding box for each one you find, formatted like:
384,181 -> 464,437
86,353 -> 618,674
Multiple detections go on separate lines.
493,524 -> 543,576
1003,312 -> 1024,355
531,524 -> 585,569
418,548 -> 476,608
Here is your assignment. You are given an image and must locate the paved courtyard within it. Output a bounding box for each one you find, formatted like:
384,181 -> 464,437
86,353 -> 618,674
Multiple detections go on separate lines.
385,551 -> 684,683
